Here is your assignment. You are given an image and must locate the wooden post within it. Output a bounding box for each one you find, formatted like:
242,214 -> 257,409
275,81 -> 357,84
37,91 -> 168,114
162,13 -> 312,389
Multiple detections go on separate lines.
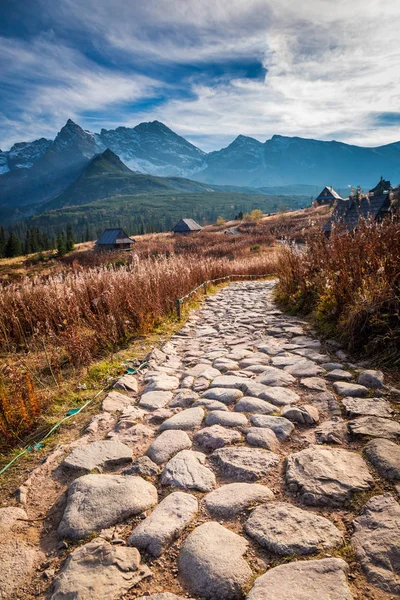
176,299 -> 181,321
203,282 -> 207,295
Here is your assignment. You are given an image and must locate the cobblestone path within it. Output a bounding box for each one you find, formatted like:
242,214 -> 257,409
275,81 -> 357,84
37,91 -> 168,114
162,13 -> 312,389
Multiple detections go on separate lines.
1,280 -> 399,600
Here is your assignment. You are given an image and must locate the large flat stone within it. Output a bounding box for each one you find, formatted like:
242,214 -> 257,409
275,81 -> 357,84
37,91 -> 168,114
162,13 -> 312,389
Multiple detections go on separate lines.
102,390 -> 133,413
254,386 -> 300,407
114,374 -> 138,393
212,446 -> 280,481
342,397 -> 393,418
161,450 -> 216,492
50,538 -> 150,600
62,440 -> 132,473
58,475 -> 157,540
255,367 -> 296,387
178,522 -> 253,600
250,414 -> 294,440
205,410 -> 248,428
106,423 -> 154,446
235,397 -> 276,414
285,446 -> 373,506
128,492 -> 198,557
269,354 -> 306,367
246,428 -> 280,451
210,375 -> 248,389
245,502 -> 343,555
194,425 -> 242,450
139,391 -> 173,410
159,407 -> 204,431
358,369 -> 384,388
246,558 -> 352,600
202,387 -> 243,405
325,369 -> 353,381
145,374 -> 180,392
205,483 -> 274,518
348,416 -> 400,440
186,365 -> 221,379
146,430 -> 192,464
169,389 -> 199,408
300,377 -> 327,392
193,398 -> 229,411
364,438 -> 400,480
284,360 -> 323,377
352,494 -> 400,595
333,382 -> 369,397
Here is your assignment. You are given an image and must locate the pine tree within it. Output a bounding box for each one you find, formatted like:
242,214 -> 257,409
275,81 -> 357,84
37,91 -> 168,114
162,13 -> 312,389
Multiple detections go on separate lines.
0,227 -> 6,257
66,224 -> 75,252
5,232 -> 22,258
24,229 -> 32,255
56,232 -> 67,257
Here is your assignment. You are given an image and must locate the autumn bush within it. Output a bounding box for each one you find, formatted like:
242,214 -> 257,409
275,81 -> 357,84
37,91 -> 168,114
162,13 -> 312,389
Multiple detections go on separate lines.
275,217 -> 400,364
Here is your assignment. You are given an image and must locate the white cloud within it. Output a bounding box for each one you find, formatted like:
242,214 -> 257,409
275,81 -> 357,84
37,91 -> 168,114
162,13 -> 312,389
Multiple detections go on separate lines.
2,0 -> 400,149
0,35 -> 161,147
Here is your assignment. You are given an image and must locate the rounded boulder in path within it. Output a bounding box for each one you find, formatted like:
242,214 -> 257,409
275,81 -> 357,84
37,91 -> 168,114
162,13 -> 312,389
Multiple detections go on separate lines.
178,521 -> 253,600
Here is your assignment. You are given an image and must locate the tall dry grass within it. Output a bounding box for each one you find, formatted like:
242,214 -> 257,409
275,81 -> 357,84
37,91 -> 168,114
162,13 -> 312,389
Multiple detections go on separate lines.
275,217 -> 400,364
0,249 -> 279,445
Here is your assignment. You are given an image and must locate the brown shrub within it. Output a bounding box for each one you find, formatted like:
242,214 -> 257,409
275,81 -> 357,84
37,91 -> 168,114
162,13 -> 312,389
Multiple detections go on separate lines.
275,217 -> 400,364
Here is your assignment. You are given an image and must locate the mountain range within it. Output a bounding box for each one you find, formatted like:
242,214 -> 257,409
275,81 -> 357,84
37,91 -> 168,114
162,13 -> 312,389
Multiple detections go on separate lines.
1,118 -> 400,218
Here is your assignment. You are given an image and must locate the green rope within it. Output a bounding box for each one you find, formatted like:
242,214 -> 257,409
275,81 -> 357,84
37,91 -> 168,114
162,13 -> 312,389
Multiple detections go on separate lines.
0,361 -> 148,477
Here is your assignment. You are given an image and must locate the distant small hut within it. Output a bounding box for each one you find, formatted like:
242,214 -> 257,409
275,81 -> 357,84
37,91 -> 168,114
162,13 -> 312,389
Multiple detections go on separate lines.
95,228 -> 135,250
172,218 -> 203,234
323,178 -> 395,235
315,186 -> 342,206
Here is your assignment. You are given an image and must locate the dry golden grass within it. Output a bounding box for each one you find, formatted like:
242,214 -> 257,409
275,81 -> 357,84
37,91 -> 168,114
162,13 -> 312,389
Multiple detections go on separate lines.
276,216 -> 400,365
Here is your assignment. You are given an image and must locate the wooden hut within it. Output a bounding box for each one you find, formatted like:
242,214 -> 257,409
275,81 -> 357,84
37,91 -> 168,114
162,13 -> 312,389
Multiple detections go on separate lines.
95,228 -> 135,250
323,179 -> 394,235
172,218 -> 202,234
315,186 -> 342,206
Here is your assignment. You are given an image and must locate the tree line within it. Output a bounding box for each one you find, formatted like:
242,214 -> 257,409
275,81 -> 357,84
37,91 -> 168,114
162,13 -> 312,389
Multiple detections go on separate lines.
0,225 -> 75,258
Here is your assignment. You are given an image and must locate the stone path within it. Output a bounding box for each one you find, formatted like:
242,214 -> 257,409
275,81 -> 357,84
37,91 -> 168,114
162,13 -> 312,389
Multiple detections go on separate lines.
1,280 -> 400,600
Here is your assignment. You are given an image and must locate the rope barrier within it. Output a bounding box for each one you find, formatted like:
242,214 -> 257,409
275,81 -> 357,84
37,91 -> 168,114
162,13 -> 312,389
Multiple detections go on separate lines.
0,361 -> 148,477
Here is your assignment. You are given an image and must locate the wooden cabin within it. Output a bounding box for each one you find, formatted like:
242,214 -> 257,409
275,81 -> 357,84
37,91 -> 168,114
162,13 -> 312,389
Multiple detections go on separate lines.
315,186 -> 342,206
95,228 -> 135,250
172,218 -> 203,234
323,179 -> 394,235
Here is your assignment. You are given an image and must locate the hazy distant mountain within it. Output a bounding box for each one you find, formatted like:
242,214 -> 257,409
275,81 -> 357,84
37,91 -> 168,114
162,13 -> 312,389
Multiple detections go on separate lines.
194,134 -> 400,187
2,118 -> 400,216
0,137 -> 51,174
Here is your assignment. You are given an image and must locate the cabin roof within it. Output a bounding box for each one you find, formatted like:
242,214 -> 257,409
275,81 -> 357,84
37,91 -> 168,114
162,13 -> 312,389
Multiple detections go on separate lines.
172,218 -> 203,232
316,186 -> 342,200
96,228 -> 134,245
323,194 -> 391,232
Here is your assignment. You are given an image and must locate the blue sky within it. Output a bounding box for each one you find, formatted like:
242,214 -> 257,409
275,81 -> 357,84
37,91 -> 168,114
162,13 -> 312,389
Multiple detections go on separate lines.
1,0 -> 400,151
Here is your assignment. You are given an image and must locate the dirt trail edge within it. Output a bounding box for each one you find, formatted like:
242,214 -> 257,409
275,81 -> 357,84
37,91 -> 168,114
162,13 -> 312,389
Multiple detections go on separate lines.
0,280 -> 399,600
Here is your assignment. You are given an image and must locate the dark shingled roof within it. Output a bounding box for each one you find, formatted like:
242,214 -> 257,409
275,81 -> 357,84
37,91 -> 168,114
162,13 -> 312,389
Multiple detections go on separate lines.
316,186 -> 342,202
172,218 -> 203,232
96,228 -> 134,245
323,194 -> 392,233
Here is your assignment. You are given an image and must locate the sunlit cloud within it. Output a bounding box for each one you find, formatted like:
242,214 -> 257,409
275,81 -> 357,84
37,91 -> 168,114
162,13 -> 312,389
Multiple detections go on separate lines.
1,0 -> 400,150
